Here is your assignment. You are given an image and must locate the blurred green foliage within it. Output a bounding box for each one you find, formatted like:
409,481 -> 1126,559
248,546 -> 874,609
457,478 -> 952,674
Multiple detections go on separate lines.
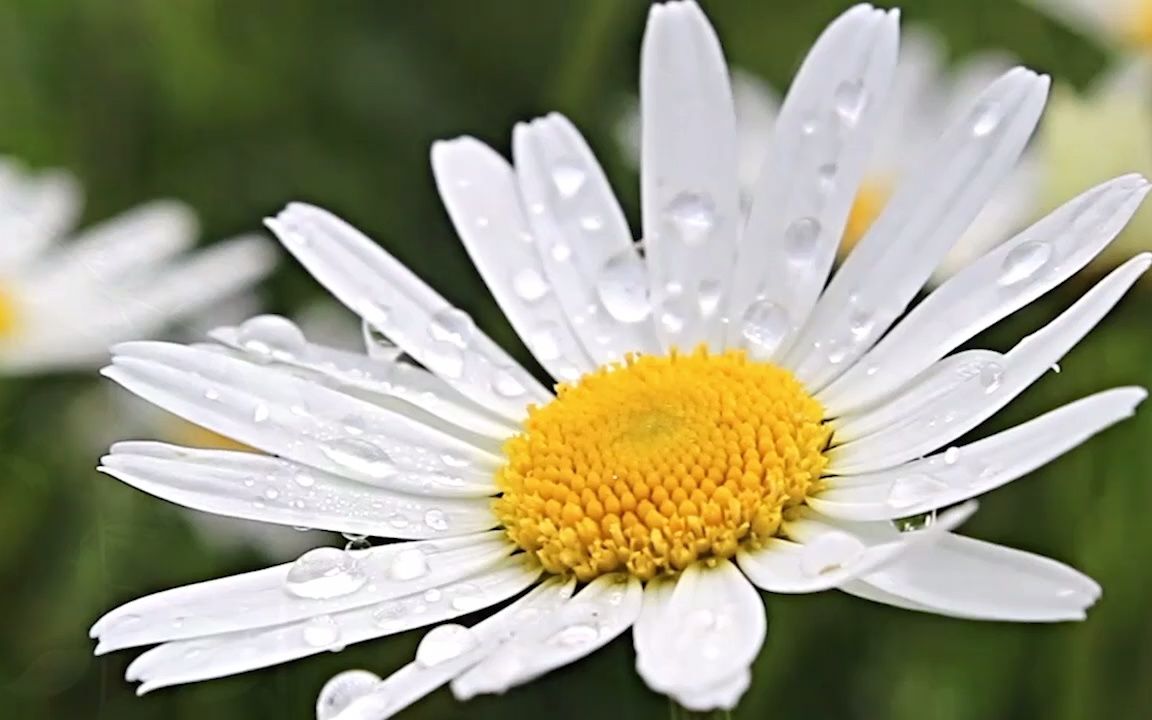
1,0 -> 1150,718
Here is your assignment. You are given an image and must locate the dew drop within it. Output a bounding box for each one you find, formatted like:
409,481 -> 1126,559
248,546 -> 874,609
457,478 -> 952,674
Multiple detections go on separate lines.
697,279 -> 722,317
294,471 -> 316,488
943,446 -> 961,465
492,367 -> 527,398
428,308 -> 476,349
799,531 -> 866,576
659,311 -> 685,334
204,388 -> 220,401
551,162 -> 586,198
320,438 -> 396,479
415,624 -> 479,667
316,669 -> 381,720
971,101 -> 1001,137
449,583 -> 486,612
549,624 -> 599,647
580,215 -> 604,232
817,162 -> 838,192
998,242 -> 1052,286
424,509 -> 448,532
423,588 -> 443,603
886,474 -> 949,509
252,403 -> 270,423
264,487 -> 280,500
236,315 -> 307,360
596,248 -> 651,323
527,324 -> 562,361
372,601 -> 405,627
740,300 -> 789,355
665,192 -> 716,246
978,362 -> 1004,393
784,217 -> 822,264
388,547 -> 430,581
285,548 -> 367,600
512,268 -> 550,302
833,79 -> 868,124
302,615 -> 343,649
848,311 -> 874,339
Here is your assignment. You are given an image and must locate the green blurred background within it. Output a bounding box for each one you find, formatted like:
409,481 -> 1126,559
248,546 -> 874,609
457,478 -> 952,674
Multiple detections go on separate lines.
1,0 -> 1150,718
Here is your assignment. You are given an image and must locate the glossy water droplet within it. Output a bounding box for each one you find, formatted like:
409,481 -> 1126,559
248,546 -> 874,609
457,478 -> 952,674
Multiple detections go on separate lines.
1050,362 -> 1061,374
998,242 -> 1052,286
389,547 -> 430,581
302,615 -> 342,648
285,548 -> 367,599
424,509 -> 448,532
848,311 -> 874,339
316,669 -> 381,720
978,362 -> 1003,393
423,588 -> 443,603
551,162 -> 586,198
659,311 -> 685,334
264,487 -> 280,500
741,300 -> 789,354
372,601 -> 405,627
550,624 -> 599,647
204,388 -> 220,401
512,268 -> 550,302
665,193 -> 716,246
886,474 -> 949,509
415,624 -> 478,667
784,217 -> 822,264
697,280 -> 722,316
492,367 -> 527,398
817,162 -> 838,192
971,101 -> 1001,137
252,403 -> 270,423
236,315 -> 307,360
449,583 -> 486,612
320,438 -> 396,479
527,324 -> 562,360
943,446 -> 961,465
429,309 -> 476,349
294,471 -> 316,488
596,248 -> 650,323
580,215 -> 604,232
800,531 -> 866,576
833,79 -> 868,123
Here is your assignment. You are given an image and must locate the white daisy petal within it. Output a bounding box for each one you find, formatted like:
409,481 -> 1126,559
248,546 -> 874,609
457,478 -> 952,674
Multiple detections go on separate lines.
99,441 -> 498,539
828,254 -> 1151,473
209,316 -> 517,439
266,202 -> 552,420
324,578 -> 575,720
784,67 -> 1050,390
450,573 -> 642,700
737,501 -> 976,593
634,559 -> 764,703
432,137 -> 594,382
844,534 -> 1100,621
0,164 -> 81,269
513,113 -> 662,363
670,669 -> 751,713
640,0 -> 739,351
729,5 -> 899,358
102,342 -> 501,496
126,555 -> 541,694
812,387 -> 1144,521
92,532 -> 512,653
820,174 -> 1151,415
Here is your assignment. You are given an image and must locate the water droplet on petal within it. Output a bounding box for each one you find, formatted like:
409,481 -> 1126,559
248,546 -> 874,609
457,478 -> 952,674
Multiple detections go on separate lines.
597,248 -> 651,323
526,324 -> 562,361
998,242 -> 1052,286
551,243 -> 572,262
204,388 -> 220,401
316,669 -> 381,720
294,471 -> 316,488
424,509 -> 448,532
320,438 -> 396,479
549,624 -> 599,647
886,474 -> 949,509
579,215 -> 604,232
833,79 -> 868,124
449,583 -> 486,612
800,531 -> 866,576
493,367 -> 527,398
415,624 -> 478,667
697,280 -> 722,316
429,309 -> 476,349
423,588 -> 443,603
285,548 -> 367,599
971,101 -> 1001,137
512,268 -> 550,302
236,315 -> 308,361
978,362 -> 1003,393
848,311 -> 873,339
252,403 -> 270,423
741,300 -> 789,355
943,446 -> 961,465
302,615 -> 343,649
551,162 -> 586,198
665,193 -> 716,246
389,547 -> 430,581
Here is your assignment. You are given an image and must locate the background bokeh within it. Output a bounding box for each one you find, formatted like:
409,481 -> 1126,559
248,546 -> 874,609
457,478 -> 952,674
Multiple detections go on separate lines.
1,0 -> 1150,718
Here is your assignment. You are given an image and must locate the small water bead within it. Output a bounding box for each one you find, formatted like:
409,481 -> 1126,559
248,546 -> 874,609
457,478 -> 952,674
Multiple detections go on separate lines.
998,241 -> 1052,286
550,243 -> 572,262
740,300 -> 789,354
252,403 -> 270,423
424,509 -> 449,532
415,624 -> 479,667
971,101 -> 1002,137
449,583 -> 486,612
321,438 -> 396,479
285,548 -> 367,599
943,446 -> 961,465
527,324 -> 562,361
579,215 -> 604,232
817,162 -> 838,193
596,248 -> 651,323
664,192 -> 717,246
511,268 -> 550,302
302,615 -> 343,649
886,474 -> 949,509
264,487 -> 280,500
440,453 -> 470,469
848,311 -> 874,339
800,531 -> 866,576
388,547 -> 430,581
551,162 -> 586,199
316,670 -> 381,720
423,588 -> 443,603
204,388 -> 220,401
659,311 -> 685,334
697,280 -> 722,316
549,623 -> 599,647
978,362 -> 1004,393
833,79 -> 868,124
294,471 -> 316,488
428,308 -> 476,349
492,367 -> 527,398
784,217 -> 822,264
1050,362 -> 1061,374
236,314 -> 307,361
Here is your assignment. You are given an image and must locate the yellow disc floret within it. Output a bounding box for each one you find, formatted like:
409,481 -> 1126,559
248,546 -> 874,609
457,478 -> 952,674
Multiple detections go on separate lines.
494,347 -> 831,581
0,285 -> 19,340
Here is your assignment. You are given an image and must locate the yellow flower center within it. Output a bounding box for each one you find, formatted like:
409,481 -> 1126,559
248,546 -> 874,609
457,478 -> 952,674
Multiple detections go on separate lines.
842,180 -> 890,255
1124,0 -> 1152,49
0,285 -> 20,340
493,348 -> 830,581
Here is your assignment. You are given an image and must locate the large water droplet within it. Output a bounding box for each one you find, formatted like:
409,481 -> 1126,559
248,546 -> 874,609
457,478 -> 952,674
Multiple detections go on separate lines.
741,300 -> 789,355
424,509 -> 448,532
388,547 -> 430,581
316,669 -> 381,720
512,268 -> 550,302
415,623 -> 479,667
971,101 -> 1001,137
697,279 -> 722,317
429,308 -> 476,349
551,161 -> 586,198
449,583 -> 486,612
886,474 -> 949,509
597,248 -> 650,323
998,242 -> 1052,286
665,193 -> 716,246
236,315 -> 307,361
320,438 -> 396,479
527,324 -> 562,361
977,361 -> 1004,393
492,366 -> 527,398
302,615 -> 343,649
784,217 -> 822,264
800,531 -> 866,576
833,79 -> 868,124
285,548 -> 367,600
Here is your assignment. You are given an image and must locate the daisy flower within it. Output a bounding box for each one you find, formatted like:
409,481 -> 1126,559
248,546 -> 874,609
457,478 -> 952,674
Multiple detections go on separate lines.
0,158 -> 276,374
92,2 -> 1149,716
617,28 -> 1038,284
